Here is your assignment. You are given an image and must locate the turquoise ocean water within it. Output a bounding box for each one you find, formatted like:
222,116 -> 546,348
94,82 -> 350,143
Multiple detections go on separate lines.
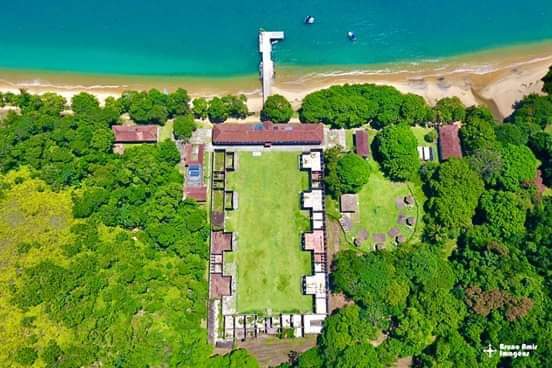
1,0 -> 552,77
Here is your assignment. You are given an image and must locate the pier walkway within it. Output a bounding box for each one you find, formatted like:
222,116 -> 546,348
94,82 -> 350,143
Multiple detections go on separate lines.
259,31 -> 284,102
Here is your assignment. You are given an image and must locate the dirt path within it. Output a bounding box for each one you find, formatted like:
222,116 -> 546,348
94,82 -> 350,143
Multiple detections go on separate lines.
326,218 -> 342,265
237,336 -> 317,367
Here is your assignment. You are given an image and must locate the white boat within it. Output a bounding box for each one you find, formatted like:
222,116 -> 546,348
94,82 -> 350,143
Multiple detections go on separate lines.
304,16 -> 315,24
347,31 -> 357,41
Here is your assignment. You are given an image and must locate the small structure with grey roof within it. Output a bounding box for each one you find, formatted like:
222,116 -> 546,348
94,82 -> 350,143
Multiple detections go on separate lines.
340,194 -> 359,213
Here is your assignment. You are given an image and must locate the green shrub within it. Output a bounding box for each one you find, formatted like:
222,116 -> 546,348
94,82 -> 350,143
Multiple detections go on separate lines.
424,130 -> 436,143
173,115 -> 197,140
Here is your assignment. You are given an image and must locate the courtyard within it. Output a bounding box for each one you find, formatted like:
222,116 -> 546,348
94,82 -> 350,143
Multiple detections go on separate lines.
225,152 -> 313,314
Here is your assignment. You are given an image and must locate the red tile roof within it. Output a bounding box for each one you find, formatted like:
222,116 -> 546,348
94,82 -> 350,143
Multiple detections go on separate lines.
211,232 -> 233,254
182,144 -> 205,165
112,125 -> 158,143
212,122 -> 324,145
355,130 -> 370,157
438,124 -> 463,161
211,274 -> 232,298
182,144 -> 206,202
304,230 -> 325,253
185,186 -> 207,202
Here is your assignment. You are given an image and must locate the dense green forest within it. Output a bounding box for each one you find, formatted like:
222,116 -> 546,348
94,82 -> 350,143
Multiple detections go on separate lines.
1,78 -> 551,367
281,84 -> 552,367
0,90 -> 256,367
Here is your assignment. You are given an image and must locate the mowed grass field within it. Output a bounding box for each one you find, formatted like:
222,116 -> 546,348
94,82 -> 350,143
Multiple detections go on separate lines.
225,152 -> 313,314
351,160 -> 425,250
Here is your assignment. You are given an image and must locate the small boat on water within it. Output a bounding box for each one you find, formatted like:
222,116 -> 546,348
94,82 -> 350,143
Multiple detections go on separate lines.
304,16 -> 315,24
347,31 -> 357,41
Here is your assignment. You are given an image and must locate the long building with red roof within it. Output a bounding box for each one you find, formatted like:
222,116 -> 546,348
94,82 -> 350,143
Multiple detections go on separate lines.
438,124 -> 463,161
355,130 -> 370,158
212,122 -> 324,146
182,144 -> 207,202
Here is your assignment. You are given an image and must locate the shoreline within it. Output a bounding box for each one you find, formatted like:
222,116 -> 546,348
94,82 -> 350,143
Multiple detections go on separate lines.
1,41 -> 551,119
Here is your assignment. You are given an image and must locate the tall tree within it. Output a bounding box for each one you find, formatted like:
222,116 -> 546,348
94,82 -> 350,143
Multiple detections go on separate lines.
425,158 -> 484,240
336,153 -> 371,194
261,94 -> 293,123
497,143 -> 537,191
433,97 -> 465,123
373,124 -> 419,181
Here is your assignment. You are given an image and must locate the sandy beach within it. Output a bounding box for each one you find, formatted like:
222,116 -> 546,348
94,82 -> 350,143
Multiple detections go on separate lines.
1,42 -> 551,120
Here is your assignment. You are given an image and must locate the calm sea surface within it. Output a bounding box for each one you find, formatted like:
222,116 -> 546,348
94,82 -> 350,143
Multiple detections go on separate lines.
1,0 -> 551,77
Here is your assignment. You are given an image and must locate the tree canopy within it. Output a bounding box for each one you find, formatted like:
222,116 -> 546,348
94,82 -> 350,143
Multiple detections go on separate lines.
291,74 -> 551,368
476,190 -> 528,242
299,84 -> 431,129
541,65 -> 552,94
433,97 -> 466,123
373,124 -> 419,181
207,95 -> 248,123
174,114 -> 197,141
261,94 -> 293,123
324,148 -> 371,197
459,107 -> 497,154
0,90 -> 254,367
509,93 -> 552,131
425,158 -> 484,240
192,97 -> 209,120
335,153 -> 371,194
497,143 -> 537,191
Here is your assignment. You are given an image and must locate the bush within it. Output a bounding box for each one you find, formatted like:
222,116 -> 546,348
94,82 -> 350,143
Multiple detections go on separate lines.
173,115 -> 197,141
14,347 -> 38,366
261,94 -> 293,123
424,130 -> 436,143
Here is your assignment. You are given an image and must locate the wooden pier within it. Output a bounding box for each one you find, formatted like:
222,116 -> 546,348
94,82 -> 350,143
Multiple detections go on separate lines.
259,31 -> 285,102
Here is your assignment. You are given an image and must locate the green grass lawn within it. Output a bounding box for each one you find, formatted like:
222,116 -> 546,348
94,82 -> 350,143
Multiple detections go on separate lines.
345,130 -> 354,151
350,160 -> 425,251
158,120 -> 174,141
225,152 -> 312,314
411,126 -> 438,162
214,151 -> 225,172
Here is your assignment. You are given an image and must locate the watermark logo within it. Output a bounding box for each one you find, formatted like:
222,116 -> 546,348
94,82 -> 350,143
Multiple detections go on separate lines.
483,344 -> 497,357
483,343 -> 537,359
